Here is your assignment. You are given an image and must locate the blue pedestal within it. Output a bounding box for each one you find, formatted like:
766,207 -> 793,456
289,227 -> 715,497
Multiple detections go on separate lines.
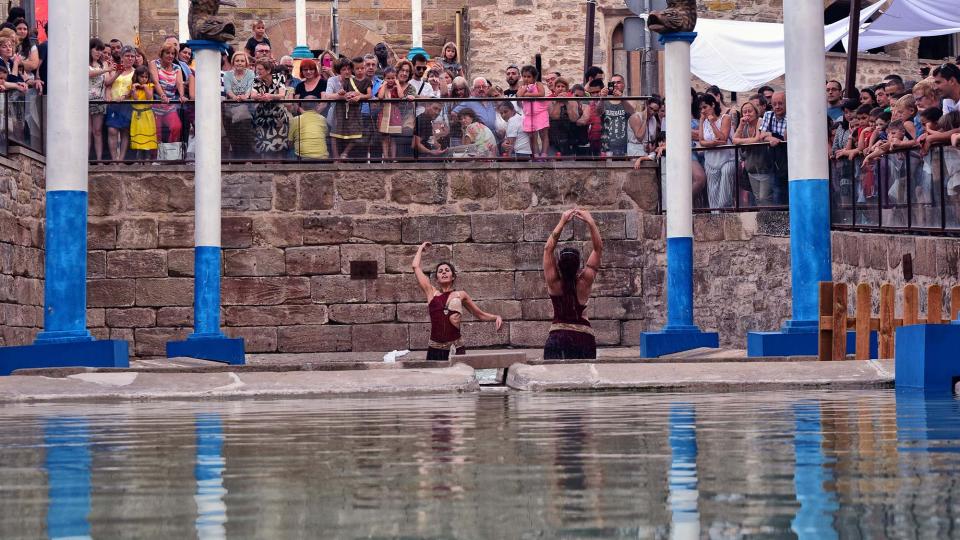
641,328 -> 719,358
0,339 -> 128,376
895,324 -> 960,392
747,320 -> 819,357
291,45 -> 313,59
406,47 -> 429,60
167,335 -> 245,365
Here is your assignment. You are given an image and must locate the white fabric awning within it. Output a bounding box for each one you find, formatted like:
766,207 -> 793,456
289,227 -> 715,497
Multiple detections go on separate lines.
852,0 -> 960,51
689,2 -> 884,92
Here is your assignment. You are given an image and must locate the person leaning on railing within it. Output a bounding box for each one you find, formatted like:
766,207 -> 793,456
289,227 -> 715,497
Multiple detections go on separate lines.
287,96 -> 329,160
733,99 -> 774,206
223,51 -> 256,160
152,43 -> 187,159
88,38 -> 112,161
250,57 -> 290,158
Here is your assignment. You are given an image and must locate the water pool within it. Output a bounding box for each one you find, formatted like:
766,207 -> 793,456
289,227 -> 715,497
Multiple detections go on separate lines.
0,390 -> 958,539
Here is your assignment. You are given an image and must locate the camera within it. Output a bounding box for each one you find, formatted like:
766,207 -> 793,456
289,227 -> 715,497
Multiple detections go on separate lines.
607,81 -> 615,92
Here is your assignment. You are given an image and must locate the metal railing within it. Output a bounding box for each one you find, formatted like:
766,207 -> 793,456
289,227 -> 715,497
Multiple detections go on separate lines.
829,144 -> 960,235
85,96 -> 657,164
2,90 -> 43,155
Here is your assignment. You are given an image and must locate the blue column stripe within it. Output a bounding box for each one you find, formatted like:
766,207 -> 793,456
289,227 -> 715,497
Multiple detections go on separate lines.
45,418 -> 92,539
192,246 -> 224,338
791,403 -> 839,539
788,179 -> 832,325
666,237 -> 695,330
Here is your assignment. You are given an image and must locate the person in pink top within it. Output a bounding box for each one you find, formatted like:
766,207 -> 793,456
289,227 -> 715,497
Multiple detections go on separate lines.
518,65 -> 550,159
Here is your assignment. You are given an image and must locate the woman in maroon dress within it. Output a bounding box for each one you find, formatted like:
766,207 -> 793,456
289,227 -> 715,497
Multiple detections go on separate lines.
542,209 -> 603,359
412,242 -> 503,360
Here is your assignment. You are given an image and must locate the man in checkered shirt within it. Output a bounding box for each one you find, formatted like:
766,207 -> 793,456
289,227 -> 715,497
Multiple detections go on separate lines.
760,91 -> 788,204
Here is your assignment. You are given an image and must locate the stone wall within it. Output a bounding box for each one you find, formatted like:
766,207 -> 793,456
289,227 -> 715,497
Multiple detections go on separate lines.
0,152 -> 45,347
84,162 -> 796,357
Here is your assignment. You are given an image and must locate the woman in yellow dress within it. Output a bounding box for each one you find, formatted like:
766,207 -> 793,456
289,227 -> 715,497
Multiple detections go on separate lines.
128,66 -> 158,159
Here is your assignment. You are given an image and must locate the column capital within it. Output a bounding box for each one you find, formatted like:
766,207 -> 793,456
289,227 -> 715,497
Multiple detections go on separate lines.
185,40 -> 232,53
658,32 -> 697,45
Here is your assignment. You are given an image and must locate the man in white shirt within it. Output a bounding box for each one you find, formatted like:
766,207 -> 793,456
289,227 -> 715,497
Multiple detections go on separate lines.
497,101 -> 531,158
921,63 -> 960,152
409,53 -> 436,116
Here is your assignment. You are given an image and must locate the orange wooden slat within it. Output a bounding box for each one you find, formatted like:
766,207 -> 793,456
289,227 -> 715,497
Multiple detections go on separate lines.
832,283 -> 848,361
928,284 -> 943,325
856,283 -> 871,360
818,282 -> 834,361
879,284 -> 895,359
903,283 -> 919,327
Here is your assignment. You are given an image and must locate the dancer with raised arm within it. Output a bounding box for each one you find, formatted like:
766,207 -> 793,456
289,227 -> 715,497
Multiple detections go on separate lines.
543,209 -> 603,360
412,242 -> 503,360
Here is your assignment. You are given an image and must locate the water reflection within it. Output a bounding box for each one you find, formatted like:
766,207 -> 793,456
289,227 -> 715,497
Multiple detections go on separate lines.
44,418 -> 92,540
668,404 -> 699,540
1,390 -> 957,538
791,403 -> 838,539
194,414 -> 227,539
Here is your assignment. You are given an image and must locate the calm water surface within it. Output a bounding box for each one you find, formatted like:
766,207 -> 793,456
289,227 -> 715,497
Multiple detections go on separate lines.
0,390 -> 959,539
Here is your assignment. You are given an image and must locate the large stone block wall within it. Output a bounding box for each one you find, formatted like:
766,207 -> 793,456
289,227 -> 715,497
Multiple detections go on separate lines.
82,163 -> 796,356
0,152 -> 45,347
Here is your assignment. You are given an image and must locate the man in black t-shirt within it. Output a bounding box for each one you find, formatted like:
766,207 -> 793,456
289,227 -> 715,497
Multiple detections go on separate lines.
413,102 -> 446,158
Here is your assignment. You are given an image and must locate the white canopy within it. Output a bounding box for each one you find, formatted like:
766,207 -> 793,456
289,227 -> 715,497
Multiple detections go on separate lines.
689,2 -> 884,92
850,0 -> 960,51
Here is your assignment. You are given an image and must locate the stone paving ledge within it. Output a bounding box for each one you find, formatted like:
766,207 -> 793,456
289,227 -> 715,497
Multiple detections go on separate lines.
0,364 -> 479,403
505,359 -> 896,392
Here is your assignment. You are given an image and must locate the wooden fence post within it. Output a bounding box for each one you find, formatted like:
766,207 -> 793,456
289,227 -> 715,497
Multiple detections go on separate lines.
879,283 -> 895,359
928,284 -> 943,324
832,282 -> 848,361
855,283 -> 871,360
951,285 -> 960,321
903,284 -> 919,326
819,282 -> 834,361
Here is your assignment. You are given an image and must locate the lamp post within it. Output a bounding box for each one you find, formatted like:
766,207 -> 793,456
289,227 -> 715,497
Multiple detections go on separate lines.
407,0 -> 428,60
747,0 -> 832,356
639,31 -> 719,358
292,0 -> 313,59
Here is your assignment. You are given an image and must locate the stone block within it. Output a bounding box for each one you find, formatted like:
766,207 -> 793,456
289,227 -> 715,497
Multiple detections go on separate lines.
384,244 -> 453,273
640,214 -> 664,241
253,216 -> 304,247
509,320 -> 549,347
587,296 -> 647,320
621,320 -> 652,346
110,327 -> 135,344
223,305 -> 328,326
136,278 -> 194,307
573,211 -> 626,241
303,216 -> 353,245
106,308 -> 157,328
134,327 -> 190,357
88,279 -> 136,308
223,247 -> 286,277
523,213 -> 573,242
352,217 -> 402,243
222,217 -> 254,248
572,169 -> 623,207
499,172 -> 533,210
310,275 -> 366,303
88,251 -> 106,279
622,167 -> 660,212
408,322 -> 430,350
521,298 -> 554,320
693,214 -> 726,242
86,308 -> 104,328
167,249 -> 194,277
397,302 -> 430,323
156,307 -> 193,327
277,325 -> 352,353
452,243 -> 517,271
224,326 -> 278,353
625,211 -> 640,240
329,303 -> 397,324
274,176 -> 298,211
89,175 -> 124,216
221,277 -> 311,306
471,213 -> 523,243
457,272 -> 515,300
513,243 -> 546,271
593,268 -> 642,296
117,218 -> 159,249
351,323 -> 409,351
601,240 -> 646,269
10,246 -> 42,278
88,221 -> 118,249
390,170 -> 447,204
592,320 -> 622,345
450,170 -> 498,201
460,321 -> 510,347
340,200 -> 368,214
286,246 -> 341,276
300,172 -> 336,210
158,219 -> 194,248
336,171 -> 386,201
514,271 -> 547,300
123,175 -> 194,213
400,215 -> 472,244
222,173 -> 273,211
471,299 -> 523,321
106,250 -> 168,278
365,274 -> 425,303
340,244 -> 386,274
13,277 -> 42,306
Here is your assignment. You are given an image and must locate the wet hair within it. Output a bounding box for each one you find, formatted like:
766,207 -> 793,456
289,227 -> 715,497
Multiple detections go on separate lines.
433,262 -> 457,281
557,247 -> 582,310
521,64 -> 538,78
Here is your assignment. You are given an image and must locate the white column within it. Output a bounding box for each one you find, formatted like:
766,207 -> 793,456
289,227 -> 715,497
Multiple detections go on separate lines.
411,0 -> 423,49
47,0 -> 88,193
663,40 -> 692,240
179,0 -> 191,43
296,0 -> 307,48
194,48 -> 221,249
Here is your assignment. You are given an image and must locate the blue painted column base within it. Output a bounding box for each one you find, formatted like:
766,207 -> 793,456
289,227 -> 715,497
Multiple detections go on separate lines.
640,328 -> 719,358
407,47 -> 429,60
895,324 -> 960,393
0,340 -> 128,376
747,326 -> 818,357
167,335 -> 245,365
291,45 -> 313,59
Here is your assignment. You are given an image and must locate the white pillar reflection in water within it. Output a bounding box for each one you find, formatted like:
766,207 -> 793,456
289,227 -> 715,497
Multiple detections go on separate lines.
667,404 -> 699,540
195,414 -> 227,539
791,403 -> 838,540
44,418 -> 92,540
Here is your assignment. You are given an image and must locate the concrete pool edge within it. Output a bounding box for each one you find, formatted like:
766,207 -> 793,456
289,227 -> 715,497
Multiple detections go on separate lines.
0,360 -> 897,403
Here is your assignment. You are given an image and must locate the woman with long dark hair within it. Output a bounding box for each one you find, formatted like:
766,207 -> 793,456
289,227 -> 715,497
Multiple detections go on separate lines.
542,209 -> 603,360
412,242 -> 503,361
